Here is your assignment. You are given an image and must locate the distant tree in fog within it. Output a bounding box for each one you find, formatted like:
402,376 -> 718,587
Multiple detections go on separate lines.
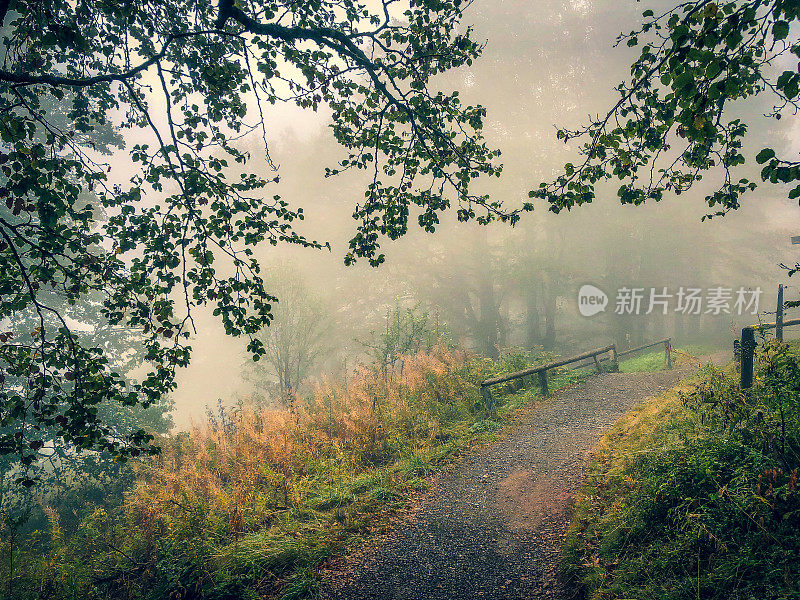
360,303 -> 443,375
242,269 -> 331,405
408,228 -> 509,358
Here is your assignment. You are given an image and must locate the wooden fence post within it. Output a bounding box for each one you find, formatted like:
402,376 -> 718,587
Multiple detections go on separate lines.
777,284 -> 784,342
741,327 -> 755,389
610,345 -> 619,372
538,370 -> 548,395
665,338 -> 672,369
480,385 -> 495,416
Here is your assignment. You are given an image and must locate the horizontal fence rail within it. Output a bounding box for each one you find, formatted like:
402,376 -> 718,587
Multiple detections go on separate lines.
573,337 -> 673,371
744,318 -> 800,332
617,337 -> 671,358
570,354 -> 612,370
480,344 -> 617,413
739,318 -> 800,389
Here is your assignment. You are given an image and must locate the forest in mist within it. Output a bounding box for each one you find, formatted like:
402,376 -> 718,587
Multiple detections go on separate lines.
171,0 -> 800,425
3,0 -> 800,598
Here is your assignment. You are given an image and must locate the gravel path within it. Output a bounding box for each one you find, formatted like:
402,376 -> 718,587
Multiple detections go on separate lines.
320,356 -> 728,600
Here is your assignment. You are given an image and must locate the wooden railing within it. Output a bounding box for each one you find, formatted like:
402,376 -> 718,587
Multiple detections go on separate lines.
739,318 -> 800,388
617,337 -> 672,369
480,344 -> 618,413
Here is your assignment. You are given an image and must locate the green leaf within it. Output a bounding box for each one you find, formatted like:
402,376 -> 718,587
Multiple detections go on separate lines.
725,30 -> 743,49
786,79 -> 799,99
756,148 -> 776,164
675,72 -> 694,90
773,20 -> 790,41
705,61 -> 722,80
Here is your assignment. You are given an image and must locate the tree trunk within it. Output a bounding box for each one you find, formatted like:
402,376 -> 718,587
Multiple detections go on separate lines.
524,292 -> 541,349
542,283 -> 556,350
476,276 -> 500,358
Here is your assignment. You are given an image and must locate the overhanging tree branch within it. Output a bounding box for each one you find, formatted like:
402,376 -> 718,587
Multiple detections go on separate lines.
0,0 -> 498,478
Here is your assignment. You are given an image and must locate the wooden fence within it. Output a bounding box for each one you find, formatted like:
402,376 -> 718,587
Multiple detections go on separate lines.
571,337 -> 673,371
479,337 -> 680,413
617,337 -> 672,369
480,344 -> 617,413
739,318 -> 800,388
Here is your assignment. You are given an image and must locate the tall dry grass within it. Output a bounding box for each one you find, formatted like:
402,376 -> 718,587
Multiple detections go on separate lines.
5,344 -> 557,600
129,345 -> 480,548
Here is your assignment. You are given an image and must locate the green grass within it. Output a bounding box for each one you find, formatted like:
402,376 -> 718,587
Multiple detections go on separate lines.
567,344 -> 717,376
618,343 -> 717,372
562,343 -> 800,600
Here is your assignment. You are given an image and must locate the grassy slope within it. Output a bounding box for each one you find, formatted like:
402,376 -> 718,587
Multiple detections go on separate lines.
562,350 -> 800,600
3,349 -> 588,600
5,345 -> 707,600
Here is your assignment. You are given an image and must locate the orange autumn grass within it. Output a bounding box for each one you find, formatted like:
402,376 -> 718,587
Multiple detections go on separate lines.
129,345 -> 482,545
11,345 -> 572,599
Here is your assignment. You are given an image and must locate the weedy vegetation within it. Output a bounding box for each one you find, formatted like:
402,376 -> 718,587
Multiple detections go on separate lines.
562,341 -> 800,600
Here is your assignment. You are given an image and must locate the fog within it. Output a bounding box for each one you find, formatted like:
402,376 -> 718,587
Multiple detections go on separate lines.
165,0 -> 800,426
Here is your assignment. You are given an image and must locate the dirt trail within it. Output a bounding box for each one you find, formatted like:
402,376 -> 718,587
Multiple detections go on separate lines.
321,355 -> 728,600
